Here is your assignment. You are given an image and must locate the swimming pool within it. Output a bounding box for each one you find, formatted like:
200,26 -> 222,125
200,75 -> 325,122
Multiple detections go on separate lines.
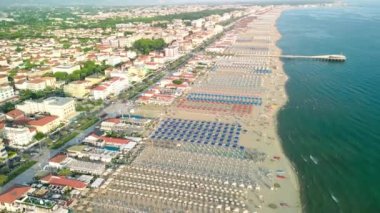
103,146 -> 120,151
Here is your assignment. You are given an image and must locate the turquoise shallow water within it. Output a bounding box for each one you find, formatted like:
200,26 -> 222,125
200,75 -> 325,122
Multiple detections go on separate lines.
277,3 -> 380,213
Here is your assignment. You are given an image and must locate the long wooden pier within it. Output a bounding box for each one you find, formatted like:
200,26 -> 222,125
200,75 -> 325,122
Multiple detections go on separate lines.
230,53 -> 347,62
279,54 -> 346,62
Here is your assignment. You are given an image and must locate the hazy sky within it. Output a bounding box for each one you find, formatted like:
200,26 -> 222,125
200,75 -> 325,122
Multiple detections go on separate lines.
0,0 -> 334,7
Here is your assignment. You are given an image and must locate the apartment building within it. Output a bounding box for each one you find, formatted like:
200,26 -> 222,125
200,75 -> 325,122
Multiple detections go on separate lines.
64,80 -> 90,98
27,115 -> 60,134
4,126 -> 36,147
26,77 -> 57,91
16,97 -> 76,122
91,77 -> 129,100
0,85 -> 16,103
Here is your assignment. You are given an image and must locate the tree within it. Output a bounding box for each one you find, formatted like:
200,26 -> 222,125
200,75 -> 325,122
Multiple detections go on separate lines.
57,168 -> 72,176
124,31 -> 134,36
34,132 -> 45,141
15,46 -> 24,52
62,41 -> 71,49
54,72 -> 69,81
0,175 -> 8,185
0,102 -> 15,113
133,38 -> 167,55
172,79 -> 183,85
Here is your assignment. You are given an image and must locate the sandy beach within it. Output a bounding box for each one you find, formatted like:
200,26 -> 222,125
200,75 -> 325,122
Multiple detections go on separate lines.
164,7 -> 301,212
73,7 -> 302,213
137,7 -> 301,212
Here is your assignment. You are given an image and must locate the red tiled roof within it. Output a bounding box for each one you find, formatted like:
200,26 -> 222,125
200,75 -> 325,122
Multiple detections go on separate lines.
89,133 -> 129,145
166,83 -> 188,88
93,86 -> 107,91
100,136 -> 130,145
28,78 -> 45,84
0,186 -> 31,203
6,109 -> 25,119
27,116 -> 58,126
138,96 -> 150,101
41,175 -> 87,189
49,154 -> 67,164
104,118 -> 121,124
13,117 -> 30,125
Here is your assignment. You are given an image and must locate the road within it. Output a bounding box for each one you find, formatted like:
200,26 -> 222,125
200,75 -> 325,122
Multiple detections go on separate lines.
0,121 -> 99,193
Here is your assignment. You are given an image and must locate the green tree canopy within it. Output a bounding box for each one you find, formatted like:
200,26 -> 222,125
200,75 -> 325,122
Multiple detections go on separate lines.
133,38 -> 167,55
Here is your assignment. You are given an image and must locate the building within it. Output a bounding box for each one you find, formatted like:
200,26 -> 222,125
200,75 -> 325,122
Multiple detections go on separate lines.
66,158 -> 106,175
66,145 -> 118,163
41,175 -> 87,190
48,154 -> 68,169
26,77 -> 56,91
0,85 -> 16,103
0,185 -> 62,212
137,93 -> 176,106
128,65 -> 149,79
0,74 -> 9,85
91,77 -> 129,100
16,97 -> 76,122
27,115 -> 60,134
5,109 -> 25,121
64,81 -> 90,98
0,139 -> 7,160
85,75 -> 106,85
164,46 -> 179,58
4,126 -> 36,147
0,186 -> 31,212
52,64 -> 80,74
48,153 -> 106,175
192,19 -> 205,28
83,133 -> 136,151
100,117 -> 151,133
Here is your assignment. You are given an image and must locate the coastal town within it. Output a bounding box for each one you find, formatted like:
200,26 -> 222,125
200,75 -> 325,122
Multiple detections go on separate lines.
0,3 -> 310,213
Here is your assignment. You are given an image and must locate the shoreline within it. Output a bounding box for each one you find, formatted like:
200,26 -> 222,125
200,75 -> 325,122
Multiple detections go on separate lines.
164,8 -> 302,212
248,7 -> 302,212
272,7 -> 302,210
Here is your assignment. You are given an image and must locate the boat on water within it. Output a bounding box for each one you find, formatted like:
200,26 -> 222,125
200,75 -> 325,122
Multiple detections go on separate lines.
309,155 -> 319,165
330,193 -> 339,203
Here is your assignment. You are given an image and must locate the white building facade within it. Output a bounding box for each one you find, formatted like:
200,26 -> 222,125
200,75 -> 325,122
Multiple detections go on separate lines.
16,97 -> 76,122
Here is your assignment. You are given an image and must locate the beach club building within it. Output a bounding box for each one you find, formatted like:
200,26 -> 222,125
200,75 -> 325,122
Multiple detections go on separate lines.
48,153 -> 69,169
41,175 -> 87,190
0,185 -> 31,212
83,133 -> 136,151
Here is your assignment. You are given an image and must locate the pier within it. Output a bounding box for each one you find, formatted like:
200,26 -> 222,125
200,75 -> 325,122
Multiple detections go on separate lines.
279,54 -> 346,62
231,53 -> 347,62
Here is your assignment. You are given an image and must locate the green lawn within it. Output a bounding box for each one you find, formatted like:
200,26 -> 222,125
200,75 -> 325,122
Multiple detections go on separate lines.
78,117 -> 99,130
50,132 -> 79,149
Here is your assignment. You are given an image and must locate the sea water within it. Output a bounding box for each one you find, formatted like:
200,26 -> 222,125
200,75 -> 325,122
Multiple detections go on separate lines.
277,1 -> 380,212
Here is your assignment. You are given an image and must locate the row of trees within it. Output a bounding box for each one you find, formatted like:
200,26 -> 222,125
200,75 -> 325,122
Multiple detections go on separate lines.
132,38 -> 167,55
18,87 -> 65,102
